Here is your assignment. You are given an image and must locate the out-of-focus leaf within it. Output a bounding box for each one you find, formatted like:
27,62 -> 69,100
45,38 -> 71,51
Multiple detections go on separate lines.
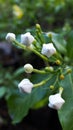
13,67 -> 24,77
0,87 -> 7,98
58,68 -> 73,130
66,31 -> 73,59
7,93 -> 30,124
33,97 -> 48,109
51,32 -> 67,54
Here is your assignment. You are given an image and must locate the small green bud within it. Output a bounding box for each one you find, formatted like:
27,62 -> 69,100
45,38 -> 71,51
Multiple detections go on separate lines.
55,59 -> 61,65
48,32 -> 52,39
60,74 -> 64,80
67,69 -> 72,74
36,24 -> 42,33
45,66 -> 54,72
36,24 -> 41,29
50,85 -> 54,90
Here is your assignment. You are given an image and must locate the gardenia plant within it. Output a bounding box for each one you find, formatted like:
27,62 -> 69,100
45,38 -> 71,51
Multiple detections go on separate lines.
6,24 -> 73,130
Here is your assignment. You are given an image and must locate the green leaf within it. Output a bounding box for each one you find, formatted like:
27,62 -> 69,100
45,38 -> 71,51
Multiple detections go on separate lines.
7,87 -> 47,124
66,31 -> 73,59
51,32 -> 67,54
33,97 -> 48,109
7,93 -> 30,124
0,87 -> 7,98
13,67 -> 24,78
7,73 -> 57,124
58,70 -> 73,130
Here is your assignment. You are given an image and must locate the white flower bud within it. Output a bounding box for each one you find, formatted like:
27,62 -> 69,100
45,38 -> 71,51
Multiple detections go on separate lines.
6,33 -> 16,42
24,64 -> 33,73
21,32 -> 35,46
48,93 -> 65,110
18,78 -> 33,93
41,43 -> 56,58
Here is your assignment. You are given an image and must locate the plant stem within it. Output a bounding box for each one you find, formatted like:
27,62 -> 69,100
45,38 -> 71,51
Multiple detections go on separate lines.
13,40 -> 26,49
34,75 -> 53,88
59,87 -> 64,95
30,48 -> 49,62
33,69 -> 47,74
13,40 -> 49,62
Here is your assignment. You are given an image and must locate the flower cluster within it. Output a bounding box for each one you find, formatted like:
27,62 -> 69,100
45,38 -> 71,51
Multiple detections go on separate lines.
6,32 -> 56,57
5,24 -> 67,110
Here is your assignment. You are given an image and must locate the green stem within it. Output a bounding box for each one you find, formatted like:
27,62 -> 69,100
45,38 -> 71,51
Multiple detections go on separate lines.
53,75 -> 59,86
55,52 -> 63,61
34,75 -> 53,88
59,87 -> 64,95
30,48 -> 49,62
13,40 -> 49,62
13,40 -> 26,49
33,69 -> 47,74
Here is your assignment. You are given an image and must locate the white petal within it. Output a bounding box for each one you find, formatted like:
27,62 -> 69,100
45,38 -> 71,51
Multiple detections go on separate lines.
21,32 -> 35,46
6,33 -> 15,42
41,43 -> 56,58
18,78 -> 33,93
48,93 -> 65,110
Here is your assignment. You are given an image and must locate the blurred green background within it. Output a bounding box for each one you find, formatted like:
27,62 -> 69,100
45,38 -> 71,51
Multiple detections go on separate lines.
0,0 -> 73,40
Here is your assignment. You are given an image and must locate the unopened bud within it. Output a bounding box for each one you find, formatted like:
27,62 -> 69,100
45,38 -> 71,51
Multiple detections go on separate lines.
55,60 -> 61,65
60,74 -> 64,80
67,69 -> 72,74
48,93 -> 65,110
6,33 -> 16,42
50,85 -> 54,90
48,32 -> 52,39
18,78 -> 33,93
24,64 -> 33,73
21,32 -> 35,46
36,24 -> 41,29
41,43 -> 56,58
45,66 -> 54,72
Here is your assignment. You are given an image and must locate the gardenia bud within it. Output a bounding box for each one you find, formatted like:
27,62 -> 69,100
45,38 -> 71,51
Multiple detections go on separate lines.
41,43 -> 56,58
24,64 -> 33,73
21,32 -> 35,46
18,78 -> 33,93
6,33 -> 16,42
48,93 -> 65,110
